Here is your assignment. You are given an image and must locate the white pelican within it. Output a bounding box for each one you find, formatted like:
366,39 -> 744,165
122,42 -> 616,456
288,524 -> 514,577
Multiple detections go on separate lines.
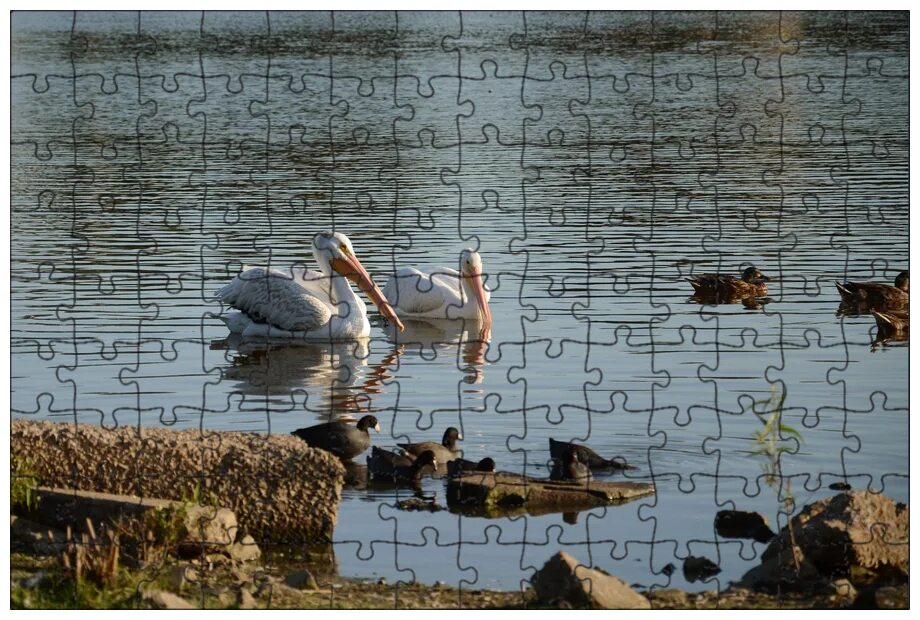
216,231 -> 404,340
383,249 -> 492,325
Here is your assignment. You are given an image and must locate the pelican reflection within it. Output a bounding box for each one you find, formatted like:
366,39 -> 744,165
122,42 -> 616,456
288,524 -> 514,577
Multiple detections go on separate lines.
213,336 -> 403,417
383,317 -> 489,385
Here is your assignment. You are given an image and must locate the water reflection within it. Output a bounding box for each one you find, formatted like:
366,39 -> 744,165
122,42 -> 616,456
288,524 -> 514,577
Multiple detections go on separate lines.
383,317 -> 489,384
214,336 -> 397,418
688,293 -> 772,310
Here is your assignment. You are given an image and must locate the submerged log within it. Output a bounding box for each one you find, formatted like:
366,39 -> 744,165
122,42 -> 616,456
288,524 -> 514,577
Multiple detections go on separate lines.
446,471 -> 654,516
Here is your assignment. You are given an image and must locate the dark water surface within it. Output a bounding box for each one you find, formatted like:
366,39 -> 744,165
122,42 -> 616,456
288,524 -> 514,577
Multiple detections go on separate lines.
12,11 -> 908,592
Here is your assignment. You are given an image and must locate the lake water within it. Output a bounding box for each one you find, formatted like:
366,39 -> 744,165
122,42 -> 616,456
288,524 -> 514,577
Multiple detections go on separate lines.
11,10 -> 908,593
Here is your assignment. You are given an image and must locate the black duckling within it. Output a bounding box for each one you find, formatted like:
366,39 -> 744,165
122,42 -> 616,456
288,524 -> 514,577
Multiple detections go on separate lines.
549,447 -> 592,483
291,414 -> 380,460
548,438 -> 633,471
446,457 -> 496,478
397,427 -> 462,463
687,266 -> 770,300
872,309 -> 909,338
366,447 -> 438,483
835,271 -> 908,311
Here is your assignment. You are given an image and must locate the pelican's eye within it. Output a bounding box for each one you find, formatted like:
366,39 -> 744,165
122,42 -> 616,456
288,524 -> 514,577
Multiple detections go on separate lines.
340,244 -> 351,256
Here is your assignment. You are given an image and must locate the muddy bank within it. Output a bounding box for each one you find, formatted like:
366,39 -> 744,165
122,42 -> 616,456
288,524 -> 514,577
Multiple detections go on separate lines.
11,419 -> 344,543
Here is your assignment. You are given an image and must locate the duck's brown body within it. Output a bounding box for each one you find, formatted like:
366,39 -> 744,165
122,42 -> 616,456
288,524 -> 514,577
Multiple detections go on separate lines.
836,271 -> 908,312
687,266 -> 770,302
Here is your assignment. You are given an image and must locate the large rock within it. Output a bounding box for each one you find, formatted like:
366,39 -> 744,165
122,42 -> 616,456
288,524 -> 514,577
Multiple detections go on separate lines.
531,551 -> 651,609
741,492 -> 908,592
11,419 -> 345,543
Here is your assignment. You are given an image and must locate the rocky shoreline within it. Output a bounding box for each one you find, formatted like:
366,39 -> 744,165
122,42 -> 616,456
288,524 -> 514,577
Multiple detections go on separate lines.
10,419 -> 908,609
12,419 -> 344,543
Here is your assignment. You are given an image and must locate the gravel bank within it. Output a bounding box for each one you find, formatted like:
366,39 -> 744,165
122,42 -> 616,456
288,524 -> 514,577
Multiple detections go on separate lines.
11,419 -> 345,543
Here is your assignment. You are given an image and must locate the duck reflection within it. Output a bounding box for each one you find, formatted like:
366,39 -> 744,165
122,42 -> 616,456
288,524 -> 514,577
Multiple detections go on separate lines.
383,317 -> 489,385
689,292 -> 772,310
869,309 -> 909,352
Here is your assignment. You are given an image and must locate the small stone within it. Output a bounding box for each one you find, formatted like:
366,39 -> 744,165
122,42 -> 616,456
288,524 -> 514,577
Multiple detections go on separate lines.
832,578 -> 857,600
377,577 -> 387,586
661,563 -> 676,577
228,534 -> 262,563
285,569 -> 318,590
682,556 -> 721,583
828,482 -> 852,491
237,587 -> 258,609
144,589 -> 196,610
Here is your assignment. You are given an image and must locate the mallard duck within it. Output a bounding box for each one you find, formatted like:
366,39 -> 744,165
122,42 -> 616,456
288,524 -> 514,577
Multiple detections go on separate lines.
366,447 -> 438,483
446,457 -> 496,478
291,415 -> 379,460
871,309 -> 909,338
548,438 -> 633,471
397,427 -> 462,463
686,266 -> 770,300
835,271 -> 908,311
549,447 -> 592,483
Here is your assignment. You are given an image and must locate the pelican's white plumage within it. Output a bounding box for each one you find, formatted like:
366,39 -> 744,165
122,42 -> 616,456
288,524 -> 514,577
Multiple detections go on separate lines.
384,249 -> 492,322
216,232 -> 403,341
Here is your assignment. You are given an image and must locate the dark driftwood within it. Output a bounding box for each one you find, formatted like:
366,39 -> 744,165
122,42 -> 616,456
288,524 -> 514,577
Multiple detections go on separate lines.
446,471 -> 654,517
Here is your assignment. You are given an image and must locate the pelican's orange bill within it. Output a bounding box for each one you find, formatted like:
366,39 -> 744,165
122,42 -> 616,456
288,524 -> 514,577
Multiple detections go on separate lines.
468,269 -> 492,327
331,256 -> 405,331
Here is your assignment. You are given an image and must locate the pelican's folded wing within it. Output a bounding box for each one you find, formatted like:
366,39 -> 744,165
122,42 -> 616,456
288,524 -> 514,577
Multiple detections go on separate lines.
384,267 -> 448,315
217,267 -> 333,332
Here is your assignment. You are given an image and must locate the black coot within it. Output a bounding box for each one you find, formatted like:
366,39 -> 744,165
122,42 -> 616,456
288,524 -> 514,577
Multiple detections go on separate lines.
446,457 -> 496,478
548,438 -> 632,471
291,415 -> 380,460
550,447 -> 593,482
367,447 -> 438,483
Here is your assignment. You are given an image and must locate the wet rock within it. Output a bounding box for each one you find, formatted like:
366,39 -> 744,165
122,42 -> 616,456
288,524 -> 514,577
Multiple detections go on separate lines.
661,563 -> 676,577
285,569 -> 318,590
715,510 -> 775,543
397,497 -> 444,512
829,482 -> 852,491
683,556 -> 721,582
531,551 -> 651,609
143,589 -> 197,610
743,492 -> 908,592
